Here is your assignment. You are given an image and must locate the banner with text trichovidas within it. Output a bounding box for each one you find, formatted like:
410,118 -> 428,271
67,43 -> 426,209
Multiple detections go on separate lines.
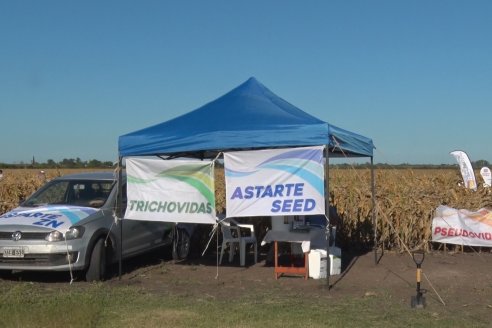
125,158 -> 216,224
224,146 -> 325,218
432,205 -> 492,247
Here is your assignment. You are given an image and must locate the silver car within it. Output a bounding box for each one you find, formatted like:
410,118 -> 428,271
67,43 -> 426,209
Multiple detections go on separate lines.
0,172 -> 193,281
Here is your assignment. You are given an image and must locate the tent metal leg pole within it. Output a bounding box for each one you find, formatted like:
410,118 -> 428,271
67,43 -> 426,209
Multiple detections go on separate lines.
117,157 -> 123,280
325,148 -> 330,289
371,157 -> 378,265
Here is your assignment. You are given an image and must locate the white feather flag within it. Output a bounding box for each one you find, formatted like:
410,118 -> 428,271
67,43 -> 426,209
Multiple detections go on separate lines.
450,150 -> 477,191
480,167 -> 491,187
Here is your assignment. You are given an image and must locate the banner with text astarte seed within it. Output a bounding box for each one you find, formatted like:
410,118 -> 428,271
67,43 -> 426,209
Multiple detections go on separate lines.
224,146 -> 325,218
125,158 -> 216,224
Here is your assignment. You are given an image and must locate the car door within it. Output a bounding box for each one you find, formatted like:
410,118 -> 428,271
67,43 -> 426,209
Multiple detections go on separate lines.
120,184 -> 173,257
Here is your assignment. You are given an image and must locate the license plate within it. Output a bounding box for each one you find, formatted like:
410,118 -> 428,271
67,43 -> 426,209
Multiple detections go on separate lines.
3,247 -> 25,258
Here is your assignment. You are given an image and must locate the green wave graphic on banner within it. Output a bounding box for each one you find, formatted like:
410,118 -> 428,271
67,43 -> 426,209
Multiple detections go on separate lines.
127,175 -> 156,184
156,164 -> 215,206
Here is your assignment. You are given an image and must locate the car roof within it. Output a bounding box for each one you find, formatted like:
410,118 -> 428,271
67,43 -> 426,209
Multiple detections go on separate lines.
54,171 -> 119,181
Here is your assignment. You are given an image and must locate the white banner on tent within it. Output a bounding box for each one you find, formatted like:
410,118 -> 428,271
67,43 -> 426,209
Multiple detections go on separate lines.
432,205 -> 492,247
125,158 -> 216,224
450,150 -> 477,191
480,167 -> 491,187
224,146 -> 325,218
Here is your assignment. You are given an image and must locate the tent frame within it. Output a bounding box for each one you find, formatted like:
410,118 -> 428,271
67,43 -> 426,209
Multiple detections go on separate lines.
115,77 -> 377,281
115,146 -> 377,282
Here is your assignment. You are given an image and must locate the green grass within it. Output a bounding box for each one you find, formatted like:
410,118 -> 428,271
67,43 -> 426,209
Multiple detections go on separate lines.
0,282 -> 489,328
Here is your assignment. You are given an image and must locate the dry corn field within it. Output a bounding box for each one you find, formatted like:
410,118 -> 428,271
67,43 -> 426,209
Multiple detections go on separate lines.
0,169 -> 112,215
1,167 -> 491,252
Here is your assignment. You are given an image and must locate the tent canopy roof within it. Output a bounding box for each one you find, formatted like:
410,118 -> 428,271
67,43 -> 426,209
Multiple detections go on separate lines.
118,77 -> 374,158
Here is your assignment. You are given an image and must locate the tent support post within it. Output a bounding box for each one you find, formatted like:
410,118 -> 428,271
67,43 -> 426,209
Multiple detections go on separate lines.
371,157 -> 379,265
325,147 -> 330,289
117,157 -> 123,280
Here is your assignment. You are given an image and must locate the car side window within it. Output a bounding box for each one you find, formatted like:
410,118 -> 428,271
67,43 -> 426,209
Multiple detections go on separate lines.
69,181 -> 114,208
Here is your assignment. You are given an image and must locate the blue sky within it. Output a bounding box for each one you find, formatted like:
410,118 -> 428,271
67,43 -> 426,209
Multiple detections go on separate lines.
1,1 -> 490,165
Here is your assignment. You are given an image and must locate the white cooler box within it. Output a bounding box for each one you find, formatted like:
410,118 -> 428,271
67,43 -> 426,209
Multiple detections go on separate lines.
308,247 -> 342,279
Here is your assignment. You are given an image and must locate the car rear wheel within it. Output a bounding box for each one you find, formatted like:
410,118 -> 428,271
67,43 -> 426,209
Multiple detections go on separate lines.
172,228 -> 190,261
85,238 -> 108,282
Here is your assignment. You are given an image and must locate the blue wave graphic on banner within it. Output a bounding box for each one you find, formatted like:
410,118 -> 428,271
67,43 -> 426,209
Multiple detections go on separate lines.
260,163 -> 324,195
258,148 -> 323,166
226,148 -> 324,195
224,168 -> 258,177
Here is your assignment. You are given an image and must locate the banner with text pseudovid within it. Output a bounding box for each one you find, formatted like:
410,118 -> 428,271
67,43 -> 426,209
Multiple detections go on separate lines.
224,146 -> 325,218
125,158 -> 216,224
432,205 -> 492,247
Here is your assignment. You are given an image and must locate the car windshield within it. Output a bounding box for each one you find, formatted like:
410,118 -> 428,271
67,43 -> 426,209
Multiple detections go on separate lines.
22,179 -> 115,208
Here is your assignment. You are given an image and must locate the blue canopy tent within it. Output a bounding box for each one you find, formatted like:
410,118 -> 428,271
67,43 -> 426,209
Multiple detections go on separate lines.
118,77 -> 374,158
116,77 -> 378,280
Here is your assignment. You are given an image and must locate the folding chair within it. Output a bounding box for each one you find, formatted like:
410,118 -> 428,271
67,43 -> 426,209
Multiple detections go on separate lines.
219,222 -> 241,264
219,219 -> 258,266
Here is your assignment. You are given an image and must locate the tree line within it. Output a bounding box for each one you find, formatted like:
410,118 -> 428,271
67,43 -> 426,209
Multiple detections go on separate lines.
333,160 -> 490,170
0,157 -> 114,169
1,158 -> 490,170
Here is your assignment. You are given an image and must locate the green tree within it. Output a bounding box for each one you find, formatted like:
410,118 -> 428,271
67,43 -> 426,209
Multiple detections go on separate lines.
472,160 -> 490,169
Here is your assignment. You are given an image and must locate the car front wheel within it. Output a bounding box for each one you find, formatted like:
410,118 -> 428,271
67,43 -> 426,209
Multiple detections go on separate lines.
85,238 -> 108,282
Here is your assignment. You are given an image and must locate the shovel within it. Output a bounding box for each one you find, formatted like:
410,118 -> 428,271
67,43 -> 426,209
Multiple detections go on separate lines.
411,250 -> 427,308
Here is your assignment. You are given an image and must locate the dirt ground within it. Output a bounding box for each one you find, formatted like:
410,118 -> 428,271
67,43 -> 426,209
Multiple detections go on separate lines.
106,246 -> 492,316
4,245 -> 492,321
